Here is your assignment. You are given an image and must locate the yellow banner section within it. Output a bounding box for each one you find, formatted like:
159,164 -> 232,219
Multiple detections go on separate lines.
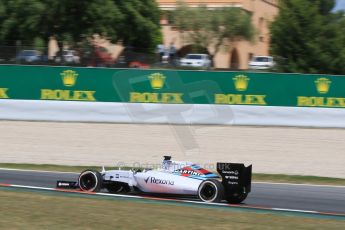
40,89 -> 96,101
297,96 -> 345,108
215,94 -> 267,105
0,88 -> 9,99
130,92 -> 183,104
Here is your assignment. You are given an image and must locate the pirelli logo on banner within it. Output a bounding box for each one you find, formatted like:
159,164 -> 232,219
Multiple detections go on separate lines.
297,77 -> 345,108
40,70 -> 96,101
214,75 -> 267,105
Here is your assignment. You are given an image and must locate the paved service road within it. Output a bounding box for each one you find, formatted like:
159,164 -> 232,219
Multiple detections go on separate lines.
0,169 -> 344,214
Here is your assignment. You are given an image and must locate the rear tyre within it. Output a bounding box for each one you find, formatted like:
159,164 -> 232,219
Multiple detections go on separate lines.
225,192 -> 248,204
198,179 -> 224,203
78,170 -> 103,192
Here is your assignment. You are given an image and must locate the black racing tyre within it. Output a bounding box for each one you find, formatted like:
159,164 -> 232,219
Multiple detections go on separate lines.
106,182 -> 130,194
198,179 -> 224,203
78,170 -> 103,192
225,192 -> 248,204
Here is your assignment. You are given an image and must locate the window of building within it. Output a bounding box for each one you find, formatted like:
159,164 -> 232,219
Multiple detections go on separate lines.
248,53 -> 254,61
259,35 -> 265,42
258,17 -> 265,34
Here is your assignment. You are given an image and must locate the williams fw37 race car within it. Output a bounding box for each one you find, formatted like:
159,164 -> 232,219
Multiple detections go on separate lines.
57,156 -> 252,204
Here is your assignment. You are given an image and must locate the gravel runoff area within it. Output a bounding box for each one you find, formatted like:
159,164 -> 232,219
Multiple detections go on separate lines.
1,120 -> 345,178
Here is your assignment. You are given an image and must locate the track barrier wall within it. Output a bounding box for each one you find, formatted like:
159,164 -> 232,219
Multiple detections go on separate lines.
1,65 -> 345,127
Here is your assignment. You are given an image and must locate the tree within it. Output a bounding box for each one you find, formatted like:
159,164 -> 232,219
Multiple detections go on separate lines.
41,0 -> 123,45
173,1 -> 255,63
270,0 -> 345,75
114,0 -> 162,51
0,0 -> 161,52
0,0 -> 45,46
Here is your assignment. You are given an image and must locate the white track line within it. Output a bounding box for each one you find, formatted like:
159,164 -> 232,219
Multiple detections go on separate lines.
1,183 -> 344,217
271,208 -> 317,214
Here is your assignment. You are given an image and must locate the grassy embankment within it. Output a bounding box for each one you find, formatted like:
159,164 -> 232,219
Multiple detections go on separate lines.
1,163 -> 344,186
0,188 -> 344,230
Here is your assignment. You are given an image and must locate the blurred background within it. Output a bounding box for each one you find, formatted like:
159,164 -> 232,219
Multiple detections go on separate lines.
0,0 -> 344,74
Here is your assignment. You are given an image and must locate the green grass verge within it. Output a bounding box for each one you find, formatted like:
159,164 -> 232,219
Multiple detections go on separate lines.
0,189 -> 344,230
1,163 -> 345,186
252,174 -> 345,186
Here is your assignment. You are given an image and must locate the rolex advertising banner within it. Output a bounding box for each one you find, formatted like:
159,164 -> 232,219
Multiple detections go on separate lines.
0,65 -> 344,108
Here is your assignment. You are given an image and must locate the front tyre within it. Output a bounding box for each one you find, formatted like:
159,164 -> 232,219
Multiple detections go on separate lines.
78,170 -> 103,192
198,179 -> 224,203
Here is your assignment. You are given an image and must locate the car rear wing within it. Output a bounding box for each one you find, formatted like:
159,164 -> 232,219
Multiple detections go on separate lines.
217,163 -> 252,194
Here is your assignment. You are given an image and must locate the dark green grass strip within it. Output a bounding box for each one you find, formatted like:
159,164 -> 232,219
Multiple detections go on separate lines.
0,185 -> 344,220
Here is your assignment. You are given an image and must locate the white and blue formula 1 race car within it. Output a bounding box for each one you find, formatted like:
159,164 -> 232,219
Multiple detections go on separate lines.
57,156 -> 252,204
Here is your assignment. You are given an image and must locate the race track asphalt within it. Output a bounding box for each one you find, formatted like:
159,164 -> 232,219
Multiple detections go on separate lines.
0,169 -> 344,215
